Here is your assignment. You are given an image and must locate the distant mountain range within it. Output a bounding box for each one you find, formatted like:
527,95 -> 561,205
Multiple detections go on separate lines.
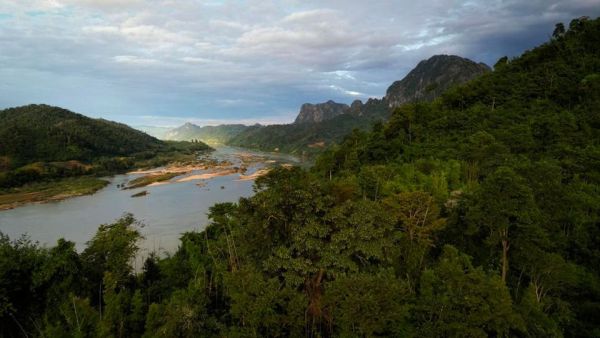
135,125 -> 172,139
163,123 -> 250,145
155,54 -> 490,155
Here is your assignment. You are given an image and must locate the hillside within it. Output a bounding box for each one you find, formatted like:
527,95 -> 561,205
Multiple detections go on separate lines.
0,104 -> 211,189
1,17 -> 600,338
0,104 -> 164,164
229,98 -> 388,155
228,55 -> 489,155
165,122 -> 249,144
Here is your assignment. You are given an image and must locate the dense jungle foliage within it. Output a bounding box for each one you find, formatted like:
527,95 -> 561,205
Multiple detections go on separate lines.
1,17 -> 599,337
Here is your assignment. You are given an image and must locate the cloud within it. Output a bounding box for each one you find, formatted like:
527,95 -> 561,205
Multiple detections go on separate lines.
1,0 -> 599,126
58,0 -> 143,10
113,55 -> 159,65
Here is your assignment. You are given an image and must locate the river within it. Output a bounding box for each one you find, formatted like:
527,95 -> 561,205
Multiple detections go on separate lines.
0,146 -> 299,261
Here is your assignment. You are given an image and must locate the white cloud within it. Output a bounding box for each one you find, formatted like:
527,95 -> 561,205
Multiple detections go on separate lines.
113,55 -> 159,65
58,0 -> 143,10
1,0 -> 598,126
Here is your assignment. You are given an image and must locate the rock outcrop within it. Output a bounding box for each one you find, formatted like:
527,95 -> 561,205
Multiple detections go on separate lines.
293,100 -> 350,124
385,55 -> 490,108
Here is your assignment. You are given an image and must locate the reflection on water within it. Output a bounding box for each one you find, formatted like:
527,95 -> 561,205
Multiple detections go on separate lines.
0,146 -> 299,258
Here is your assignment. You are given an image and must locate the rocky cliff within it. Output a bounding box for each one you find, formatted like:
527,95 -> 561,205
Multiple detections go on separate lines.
385,55 -> 490,108
293,100 -> 350,124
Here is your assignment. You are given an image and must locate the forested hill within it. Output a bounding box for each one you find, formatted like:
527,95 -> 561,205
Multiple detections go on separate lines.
0,104 -> 165,164
228,55 -> 489,155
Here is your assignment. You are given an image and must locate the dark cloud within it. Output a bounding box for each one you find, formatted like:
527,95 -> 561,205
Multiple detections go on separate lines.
0,0 -> 598,126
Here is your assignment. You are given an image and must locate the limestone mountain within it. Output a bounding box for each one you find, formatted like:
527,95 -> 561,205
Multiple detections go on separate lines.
230,55 -> 490,155
385,55 -> 490,108
294,100 -> 350,124
165,122 -> 249,144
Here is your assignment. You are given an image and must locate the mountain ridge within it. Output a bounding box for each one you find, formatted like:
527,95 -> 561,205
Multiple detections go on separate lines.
164,123 -> 250,145
294,100 -> 350,124
385,54 -> 490,108
228,54 -> 489,155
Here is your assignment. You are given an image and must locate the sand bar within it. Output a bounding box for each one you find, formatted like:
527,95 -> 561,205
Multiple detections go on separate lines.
176,168 -> 239,182
237,168 -> 271,181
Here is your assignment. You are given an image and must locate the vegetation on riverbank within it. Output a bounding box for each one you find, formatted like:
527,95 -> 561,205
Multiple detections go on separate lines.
131,190 -> 149,198
0,142 -> 211,209
0,104 -> 212,189
0,176 -> 109,210
0,105 -> 212,207
125,173 -> 181,189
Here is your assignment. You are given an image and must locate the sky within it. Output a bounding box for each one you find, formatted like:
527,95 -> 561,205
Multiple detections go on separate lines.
0,1 -> 599,127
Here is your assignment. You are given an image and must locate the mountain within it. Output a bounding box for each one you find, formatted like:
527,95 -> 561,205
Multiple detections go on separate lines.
165,122 -> 249,144
3,17 -> 600,338
294,100 -> 350,124
0,104 -> 166,164
385,55 -> 490,108
228,97 -> 389,155
164,122 -> 202,141
228,55 -> 489,155
0,104 -> 212,189
134,125 -> 172,139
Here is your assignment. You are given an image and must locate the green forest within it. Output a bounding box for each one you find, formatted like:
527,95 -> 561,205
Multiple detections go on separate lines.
227,99 -> 389,156
1,17 -> 599,337
0,104 -> 211,189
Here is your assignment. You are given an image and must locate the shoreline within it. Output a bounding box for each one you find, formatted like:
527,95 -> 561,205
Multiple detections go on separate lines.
0,178 -> 110,211
0,149 -> 292,211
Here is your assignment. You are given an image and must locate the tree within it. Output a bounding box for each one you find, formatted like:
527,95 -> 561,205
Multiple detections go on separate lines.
324,270 -> 412,336
43,296 -> 100,338
553,23 -> 566,38
383,191 -> 446,289
81,214 -> 143,290
0,234 -> 46,337
414,246 -> 522,337
467,167 -> 540,283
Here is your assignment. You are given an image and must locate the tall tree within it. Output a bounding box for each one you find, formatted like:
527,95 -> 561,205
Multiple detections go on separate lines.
467,167 -> 541,283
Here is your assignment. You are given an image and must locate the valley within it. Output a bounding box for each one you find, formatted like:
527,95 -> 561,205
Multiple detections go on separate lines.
159,55 -> 490,156
0,146 -> 300,254
1,14 -> 599,337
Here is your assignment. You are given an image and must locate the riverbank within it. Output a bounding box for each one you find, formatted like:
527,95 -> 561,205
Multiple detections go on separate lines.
0,145 -> 302,255
0,147 -> 296,211
123,149 -> 290,189
0,177 -> 109,211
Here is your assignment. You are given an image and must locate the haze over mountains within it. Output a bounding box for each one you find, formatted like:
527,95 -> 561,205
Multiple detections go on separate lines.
163,123 -> 250,145
160,54 -> 490,155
